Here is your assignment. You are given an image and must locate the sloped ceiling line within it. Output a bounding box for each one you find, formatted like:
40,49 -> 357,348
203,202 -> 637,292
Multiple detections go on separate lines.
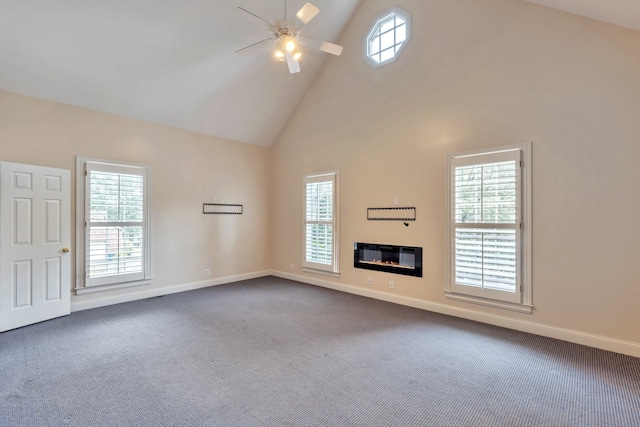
0,0 -> 637,147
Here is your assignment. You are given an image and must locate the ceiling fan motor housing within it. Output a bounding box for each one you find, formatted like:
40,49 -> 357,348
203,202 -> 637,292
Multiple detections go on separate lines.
273,21 -> 299,41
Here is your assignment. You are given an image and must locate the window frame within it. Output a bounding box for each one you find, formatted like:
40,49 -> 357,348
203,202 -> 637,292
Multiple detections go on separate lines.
302,171 -> 339,277
75,157 -> 152,295
364,7 -> 411,68
445,142 -> 532,313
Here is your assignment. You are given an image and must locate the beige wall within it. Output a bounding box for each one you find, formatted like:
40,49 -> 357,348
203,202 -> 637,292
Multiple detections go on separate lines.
0,90 -> 271,305
271,0 -> 640,343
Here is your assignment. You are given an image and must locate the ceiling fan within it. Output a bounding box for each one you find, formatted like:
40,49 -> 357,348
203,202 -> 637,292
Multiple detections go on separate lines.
235,1 -> 344,74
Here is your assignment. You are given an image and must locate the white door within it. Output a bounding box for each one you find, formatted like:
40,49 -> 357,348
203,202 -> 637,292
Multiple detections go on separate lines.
0,162 -> 71,332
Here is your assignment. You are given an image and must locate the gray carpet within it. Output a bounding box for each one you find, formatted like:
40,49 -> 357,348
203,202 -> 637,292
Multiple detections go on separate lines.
1,276 -> 639,426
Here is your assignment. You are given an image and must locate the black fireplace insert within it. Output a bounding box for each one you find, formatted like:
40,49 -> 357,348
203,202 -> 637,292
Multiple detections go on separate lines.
354,242 -> 422,277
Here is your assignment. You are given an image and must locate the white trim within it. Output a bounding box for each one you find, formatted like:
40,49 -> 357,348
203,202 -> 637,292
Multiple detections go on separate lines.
303,170 -> 340,274
445,292 -> 532,314
445,141 -> 532,308
75,156 -> 153,292
363,7 -> 411,68
270,270 -> 640,359
75,279 -> 152,295
301,267 -> 340,278
71,270 -> 271,312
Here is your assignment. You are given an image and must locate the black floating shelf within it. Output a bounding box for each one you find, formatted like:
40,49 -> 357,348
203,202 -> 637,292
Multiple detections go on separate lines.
367,207 -> 416,221
203,203 -> 243,215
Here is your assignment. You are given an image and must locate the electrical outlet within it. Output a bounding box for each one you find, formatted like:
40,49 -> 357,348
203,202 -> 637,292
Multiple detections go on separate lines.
393,197 -> 399,206
368,278 -> 373,286
205,269 -> 210,277
389,280 -> 395,289
213,196 -> 217,203
290,263 -> 294,271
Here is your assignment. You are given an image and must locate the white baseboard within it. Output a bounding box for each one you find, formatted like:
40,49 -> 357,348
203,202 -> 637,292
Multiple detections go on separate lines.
70,270 -> 271,312
271,270 -> 640,359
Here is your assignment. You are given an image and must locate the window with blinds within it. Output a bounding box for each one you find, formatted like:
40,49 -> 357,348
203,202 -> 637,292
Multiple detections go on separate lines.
76,158 -> 151,292
303,172 -> 339,275
447,144 -> 531,310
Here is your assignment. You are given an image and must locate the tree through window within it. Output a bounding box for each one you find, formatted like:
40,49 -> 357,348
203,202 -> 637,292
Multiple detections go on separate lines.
303,171 -> 339,275
446,143 -> 532,312
76,158 -> 152,293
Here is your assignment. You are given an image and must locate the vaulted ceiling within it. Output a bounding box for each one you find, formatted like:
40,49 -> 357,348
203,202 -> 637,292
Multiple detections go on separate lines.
1,0 -> 638,147
525,0 -> 640,32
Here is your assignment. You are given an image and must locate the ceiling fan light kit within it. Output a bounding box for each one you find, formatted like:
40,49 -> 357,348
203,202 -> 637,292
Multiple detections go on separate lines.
236,1 -> 343,74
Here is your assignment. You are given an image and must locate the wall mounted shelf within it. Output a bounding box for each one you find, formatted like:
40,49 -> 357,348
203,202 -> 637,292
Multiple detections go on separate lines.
367,207 -> 416,221
203,203 -> 243,215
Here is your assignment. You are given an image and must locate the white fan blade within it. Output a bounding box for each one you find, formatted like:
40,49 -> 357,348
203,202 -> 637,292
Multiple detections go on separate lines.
284,50 -> 301,73
235,38 -> 274,55
296,2 -> 320,25
300,38 -> 343,56
235,6 -> 274,28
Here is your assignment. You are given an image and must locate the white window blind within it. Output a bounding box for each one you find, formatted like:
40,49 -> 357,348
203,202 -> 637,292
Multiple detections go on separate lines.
303,172 -> 338,274
448,147 -> 530,307
77,159 -> 151,291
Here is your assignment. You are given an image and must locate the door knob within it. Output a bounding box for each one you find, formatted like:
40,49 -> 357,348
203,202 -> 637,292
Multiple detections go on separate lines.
62,247 -> 70,253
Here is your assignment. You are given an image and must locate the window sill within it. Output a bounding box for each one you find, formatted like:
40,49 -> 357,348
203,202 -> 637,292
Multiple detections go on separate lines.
75,278 -> 152,296
302,267 -> 340,278
445,292 -> 533,314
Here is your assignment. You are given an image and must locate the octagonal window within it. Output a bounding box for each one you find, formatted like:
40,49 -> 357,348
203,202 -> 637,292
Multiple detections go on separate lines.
365,8 -> 411,67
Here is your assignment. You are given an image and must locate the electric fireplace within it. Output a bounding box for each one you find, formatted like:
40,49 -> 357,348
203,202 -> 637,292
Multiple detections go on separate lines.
354,242 -> 423,277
